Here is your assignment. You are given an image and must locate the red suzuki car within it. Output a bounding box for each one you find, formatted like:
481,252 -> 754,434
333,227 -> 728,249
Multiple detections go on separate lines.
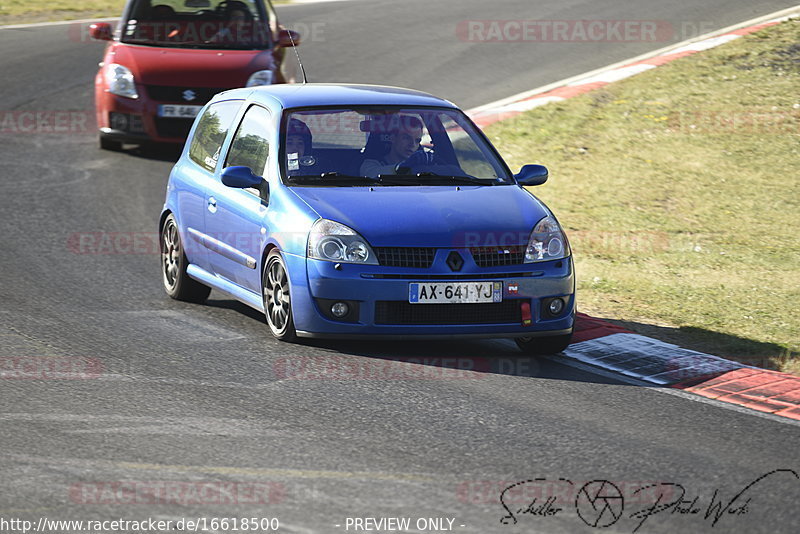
90,0 -> 301,150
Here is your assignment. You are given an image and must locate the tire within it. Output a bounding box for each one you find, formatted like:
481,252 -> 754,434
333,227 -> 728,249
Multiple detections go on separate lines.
515,334 -> 572,356
160,214 -> 211,303
99,134 -> 123,151
262,249 -> 297,342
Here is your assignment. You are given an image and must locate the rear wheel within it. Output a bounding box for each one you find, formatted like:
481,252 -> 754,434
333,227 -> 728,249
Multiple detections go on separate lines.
263,250 -> 297,342
160,214 -> 211,303
515,334 -> 572,355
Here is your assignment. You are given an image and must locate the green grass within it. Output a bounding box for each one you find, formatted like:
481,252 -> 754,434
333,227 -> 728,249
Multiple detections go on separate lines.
488,19 -> 800,374
0,1 -> 126,24
0,0 -> 289,24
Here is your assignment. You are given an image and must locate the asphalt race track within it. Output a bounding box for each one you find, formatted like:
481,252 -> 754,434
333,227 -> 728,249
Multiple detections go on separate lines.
0,0 -> 798,532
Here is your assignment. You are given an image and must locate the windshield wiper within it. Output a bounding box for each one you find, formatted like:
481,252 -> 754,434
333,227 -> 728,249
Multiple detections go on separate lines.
414,172 -> 497,186
375,174 -> 427,185
378,175 -> 496,185
287,172 -> 379,185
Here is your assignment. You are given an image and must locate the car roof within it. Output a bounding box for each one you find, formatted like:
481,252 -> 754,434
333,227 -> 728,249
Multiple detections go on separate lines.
214,83 -> 459,111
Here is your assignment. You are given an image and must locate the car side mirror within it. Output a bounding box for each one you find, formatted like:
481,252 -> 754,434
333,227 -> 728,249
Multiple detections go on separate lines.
222,166 -> 263,188
89,22 -> 113,41
222,166 -> 269,201
277,28 -> 301,48
515,164 -> 549,186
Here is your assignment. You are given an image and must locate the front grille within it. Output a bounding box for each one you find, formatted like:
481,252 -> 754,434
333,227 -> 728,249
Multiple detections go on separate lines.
470,245 -> 526,267
375,300 -> 522,325
145,85 -> 230,103
375,247 -> 435,268
154,118 -> 194,139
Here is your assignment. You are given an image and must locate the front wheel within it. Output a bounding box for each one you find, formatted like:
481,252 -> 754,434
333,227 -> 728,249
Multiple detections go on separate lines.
262,249 -> 297,342
160,214 -> 211,303
515,334 -> 572,355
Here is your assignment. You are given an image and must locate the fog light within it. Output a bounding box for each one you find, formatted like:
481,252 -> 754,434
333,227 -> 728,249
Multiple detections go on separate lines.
548,298 -> 565,316
331,302 -> 349,318
110,112 -> 128,131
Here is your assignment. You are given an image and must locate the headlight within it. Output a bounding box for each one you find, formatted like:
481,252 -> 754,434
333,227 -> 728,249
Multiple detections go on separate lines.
308,219 -> 379,265
524,215 -> 570,262
246,70 -> 274,87
105,63 -> 138,99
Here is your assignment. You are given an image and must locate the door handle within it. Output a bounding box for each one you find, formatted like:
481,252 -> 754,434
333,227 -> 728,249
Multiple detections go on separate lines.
207,197 -> 217,213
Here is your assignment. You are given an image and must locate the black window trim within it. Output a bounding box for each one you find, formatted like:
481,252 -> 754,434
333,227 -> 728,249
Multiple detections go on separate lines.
187,99 -> 244,173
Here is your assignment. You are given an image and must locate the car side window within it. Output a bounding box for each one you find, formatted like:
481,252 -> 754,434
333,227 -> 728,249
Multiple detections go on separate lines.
225,105 -> 272,176
188,100 -> 242,172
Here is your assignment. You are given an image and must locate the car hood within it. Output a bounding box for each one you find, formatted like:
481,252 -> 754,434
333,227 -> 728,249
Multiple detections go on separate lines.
289,185 -> 550,247
109,43 -> 273,86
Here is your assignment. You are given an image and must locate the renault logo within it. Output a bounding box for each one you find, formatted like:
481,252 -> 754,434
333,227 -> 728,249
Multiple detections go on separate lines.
446,251 -> 464,272
182,90 -> 197,102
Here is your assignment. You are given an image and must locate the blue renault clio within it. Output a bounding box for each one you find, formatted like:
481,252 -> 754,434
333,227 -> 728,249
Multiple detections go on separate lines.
160,84 -> 574,354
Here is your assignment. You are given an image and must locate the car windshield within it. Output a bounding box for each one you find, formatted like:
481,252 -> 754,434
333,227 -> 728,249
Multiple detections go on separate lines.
281,107 -> 514,186
120,0 -> 271,49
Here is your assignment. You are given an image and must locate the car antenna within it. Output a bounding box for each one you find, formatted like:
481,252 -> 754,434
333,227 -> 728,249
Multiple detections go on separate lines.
285,28 -> 307,84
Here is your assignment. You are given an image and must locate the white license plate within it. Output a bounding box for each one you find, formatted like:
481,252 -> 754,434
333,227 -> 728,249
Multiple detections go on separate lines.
157,105 -> 202,118
408,282 -> 503,304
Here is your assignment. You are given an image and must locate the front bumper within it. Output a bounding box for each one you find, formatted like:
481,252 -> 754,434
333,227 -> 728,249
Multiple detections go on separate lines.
288,253 -> 576,338
95,87 -> 207,145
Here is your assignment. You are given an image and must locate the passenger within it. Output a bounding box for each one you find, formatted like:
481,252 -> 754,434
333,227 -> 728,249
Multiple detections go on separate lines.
360,116 -> 435,178
285,118 -> 319,175
151,4 -> 176,20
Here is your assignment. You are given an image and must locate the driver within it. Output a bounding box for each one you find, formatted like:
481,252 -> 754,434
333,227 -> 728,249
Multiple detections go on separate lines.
209,1 -> 252,43
360,116 -> 436,178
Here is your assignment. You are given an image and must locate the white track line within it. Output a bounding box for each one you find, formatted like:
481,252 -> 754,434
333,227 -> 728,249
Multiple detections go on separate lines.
468,4 -> 800,115
546,356 -> 800,428
0,17 -> 118,30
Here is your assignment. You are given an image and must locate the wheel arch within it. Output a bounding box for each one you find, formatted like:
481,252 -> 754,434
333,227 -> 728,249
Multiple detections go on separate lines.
260,243 -> 279,279
158,209 -> 173,235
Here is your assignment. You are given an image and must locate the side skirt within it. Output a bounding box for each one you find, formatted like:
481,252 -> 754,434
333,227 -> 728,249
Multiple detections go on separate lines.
186,264 -> 264,313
